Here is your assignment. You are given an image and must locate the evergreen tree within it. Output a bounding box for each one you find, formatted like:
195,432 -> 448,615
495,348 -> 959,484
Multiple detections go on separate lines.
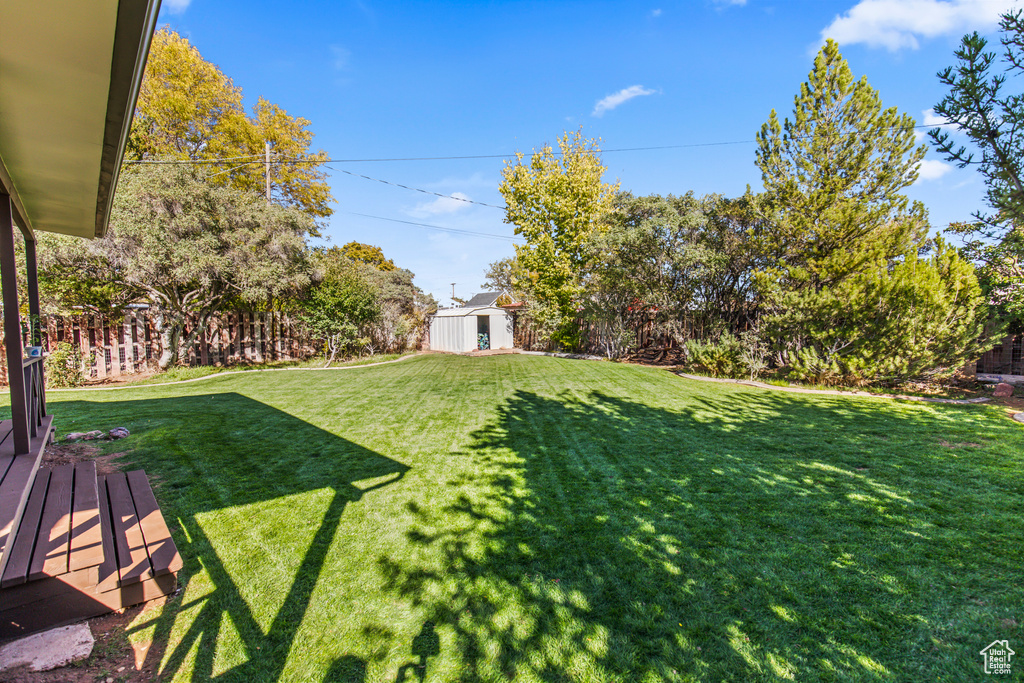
756,40 -> 993,381
770,240 -> 990,383
930,10 -> 1024,319
755,39 -> 928,295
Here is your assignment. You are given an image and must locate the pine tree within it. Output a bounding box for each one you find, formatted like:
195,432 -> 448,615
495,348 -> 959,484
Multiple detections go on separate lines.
755,41 -> 993,382
755,39 -> 928,294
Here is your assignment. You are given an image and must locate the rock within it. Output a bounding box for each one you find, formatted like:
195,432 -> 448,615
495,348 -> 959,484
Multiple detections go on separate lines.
994,382 -> 1015,398
108,427 -> 130,439
64,432 -> 87,441
1014,412 -> 1024,424
0,623 -> 94,672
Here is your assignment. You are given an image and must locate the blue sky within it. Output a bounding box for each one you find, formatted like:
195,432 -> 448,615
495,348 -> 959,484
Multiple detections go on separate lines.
157,0 -> 1016,304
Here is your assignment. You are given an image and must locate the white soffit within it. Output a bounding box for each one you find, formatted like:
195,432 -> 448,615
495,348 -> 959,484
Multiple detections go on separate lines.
0,1 -> 159,238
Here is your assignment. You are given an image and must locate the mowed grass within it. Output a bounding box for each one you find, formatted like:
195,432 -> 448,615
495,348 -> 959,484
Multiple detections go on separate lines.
26,354 -> 1024,681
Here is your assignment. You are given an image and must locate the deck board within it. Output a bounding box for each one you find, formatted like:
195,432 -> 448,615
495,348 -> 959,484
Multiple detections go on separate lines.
126,470 -> 182,576
68,462 -> 103,571
104,472 -> 152,585
95,476 -> 120,593
0,415 -> 54,573
0,470 -> 49,587
0,420 -> 13,450
28,464 -> 73,581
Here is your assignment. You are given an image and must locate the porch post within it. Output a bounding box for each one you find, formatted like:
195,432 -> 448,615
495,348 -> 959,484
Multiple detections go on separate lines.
0,193 -> 30,454
24,237 -> 40,345
24,236 -> 46,416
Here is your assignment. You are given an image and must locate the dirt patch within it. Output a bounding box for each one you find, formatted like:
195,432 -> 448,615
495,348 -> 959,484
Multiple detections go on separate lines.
939,440 -> 983,449
41,442 -> 128,477
2,600 -> 168,683
77,369 -> 160,388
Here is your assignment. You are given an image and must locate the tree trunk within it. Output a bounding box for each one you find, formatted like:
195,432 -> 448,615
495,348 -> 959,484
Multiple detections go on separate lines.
156,313 -> 182,370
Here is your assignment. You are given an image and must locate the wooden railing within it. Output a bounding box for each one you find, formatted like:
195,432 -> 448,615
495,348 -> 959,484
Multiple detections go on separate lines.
21,357 -> 45,439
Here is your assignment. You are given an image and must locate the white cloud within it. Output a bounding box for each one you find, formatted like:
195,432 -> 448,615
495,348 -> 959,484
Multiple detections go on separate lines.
164,0 -> 191,13
651,8 -> 663,17
916,108 -> 963,141
330,45 -> 351,70
713,0 -> 747,5
592,85 -> 657,117
409,192 -> 474,218
917,158 -> 954,181
922,108 -> 950,127
820,0 -> 1013,51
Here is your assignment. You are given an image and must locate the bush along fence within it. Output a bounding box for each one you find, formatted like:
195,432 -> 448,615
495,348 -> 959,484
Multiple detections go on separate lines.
510,312 -> 675,357
506,308 -> 1021,375
0,310 -> 316,384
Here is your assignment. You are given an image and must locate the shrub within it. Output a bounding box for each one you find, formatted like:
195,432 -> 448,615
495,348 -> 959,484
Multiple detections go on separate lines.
683,334 -> 745,377
45,341 -> 90,388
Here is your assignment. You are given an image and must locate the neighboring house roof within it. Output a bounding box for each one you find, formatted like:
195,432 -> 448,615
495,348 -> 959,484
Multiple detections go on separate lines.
464,292 -> 503,307
0,0 -> 161,238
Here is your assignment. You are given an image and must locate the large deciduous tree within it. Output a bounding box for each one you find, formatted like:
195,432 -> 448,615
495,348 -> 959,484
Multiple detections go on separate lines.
584,191 -> 766,357
499,129 -> 618,348
127,29 -> 333,222
930,10 -> 1024,318
39,166 -> 312,369
301,250 -> 380,367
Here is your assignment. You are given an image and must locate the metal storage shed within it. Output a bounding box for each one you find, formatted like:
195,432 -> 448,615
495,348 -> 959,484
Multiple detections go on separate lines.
430,293 -> 513,353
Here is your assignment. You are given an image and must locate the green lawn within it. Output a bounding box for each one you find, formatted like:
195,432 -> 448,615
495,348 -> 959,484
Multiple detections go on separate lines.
30,354 -> 1024,681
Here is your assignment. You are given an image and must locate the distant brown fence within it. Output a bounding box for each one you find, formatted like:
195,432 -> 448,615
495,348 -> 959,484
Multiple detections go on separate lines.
0,310 -> 315,383
510,312 -> 670,355
977,334 -> 1024,376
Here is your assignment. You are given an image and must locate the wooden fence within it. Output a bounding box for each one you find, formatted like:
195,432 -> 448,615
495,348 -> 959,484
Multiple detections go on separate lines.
0,310 -> 315,383
977,333 -> 1024,376
510,312 -> 670,356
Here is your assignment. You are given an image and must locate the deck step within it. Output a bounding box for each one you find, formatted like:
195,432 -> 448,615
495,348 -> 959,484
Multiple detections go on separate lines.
0,415 -> 54,578
0,466 -> 180,639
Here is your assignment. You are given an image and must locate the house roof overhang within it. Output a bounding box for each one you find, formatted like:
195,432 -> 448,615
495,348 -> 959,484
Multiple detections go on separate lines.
0,0 -> 161,239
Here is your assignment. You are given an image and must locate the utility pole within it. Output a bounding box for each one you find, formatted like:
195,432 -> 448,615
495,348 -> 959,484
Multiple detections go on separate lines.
264,141 -> 271,202
451,283 -> 456,302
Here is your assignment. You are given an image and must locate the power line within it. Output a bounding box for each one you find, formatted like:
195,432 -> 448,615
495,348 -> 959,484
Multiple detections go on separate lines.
326,166 -> 504,209
120,121 -> 961,166
344,212 -> 523,242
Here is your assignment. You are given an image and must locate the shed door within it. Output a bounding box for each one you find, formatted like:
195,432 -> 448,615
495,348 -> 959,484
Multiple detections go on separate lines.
476,315 -> 490,350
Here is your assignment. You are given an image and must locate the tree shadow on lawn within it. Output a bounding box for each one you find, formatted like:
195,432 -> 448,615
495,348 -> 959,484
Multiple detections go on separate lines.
378,388 -> 1024,681
52,393 -> 408,683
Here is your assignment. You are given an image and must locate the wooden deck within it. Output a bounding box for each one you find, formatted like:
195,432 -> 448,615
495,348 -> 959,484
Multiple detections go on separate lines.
0,422 -> 181,639
0,416 -> 53,579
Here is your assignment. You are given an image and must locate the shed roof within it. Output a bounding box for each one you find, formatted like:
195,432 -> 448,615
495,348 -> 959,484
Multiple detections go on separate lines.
464,292 -> 503,307
433,306 -> 508,318
0,0 -> 160,238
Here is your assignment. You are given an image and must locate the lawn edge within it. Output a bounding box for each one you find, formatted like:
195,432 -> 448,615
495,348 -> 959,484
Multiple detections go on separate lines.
47,353 -> 421,392
674,371 -> 992,405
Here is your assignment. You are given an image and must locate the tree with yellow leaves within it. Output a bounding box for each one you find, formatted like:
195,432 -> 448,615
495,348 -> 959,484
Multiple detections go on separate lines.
499,130 -> 618,349
127,29 -> 332,223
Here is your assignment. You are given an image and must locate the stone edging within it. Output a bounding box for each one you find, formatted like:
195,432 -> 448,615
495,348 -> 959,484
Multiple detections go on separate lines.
47,353 -> 419,392
519,350 -> 606,361
674,372 -> 991,405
